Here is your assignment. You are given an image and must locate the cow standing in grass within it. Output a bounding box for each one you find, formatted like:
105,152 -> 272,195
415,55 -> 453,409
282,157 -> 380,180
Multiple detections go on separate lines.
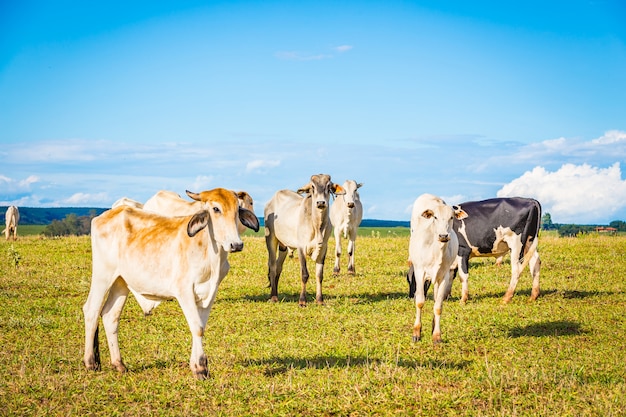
3,206 -> 19,240
452,197 -> 541,304
264,174 -> 344,306
330,180 -> 363,275
407,194 -> 467,343
82,188 -> 259,379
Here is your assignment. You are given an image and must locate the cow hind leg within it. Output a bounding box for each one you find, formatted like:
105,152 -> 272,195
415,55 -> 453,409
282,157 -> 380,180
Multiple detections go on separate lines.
529,250 -> 541,301
333,230 -> 341,275
298,249 -> 310,306
83,275 -> 115,371
100,277 -> 130,373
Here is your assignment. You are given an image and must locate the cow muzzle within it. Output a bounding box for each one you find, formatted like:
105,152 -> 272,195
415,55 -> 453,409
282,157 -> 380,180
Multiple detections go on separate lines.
229,241 -> 244,252
347,202 -> 355,208
316,201 -> 327,209
438,234 -> 450,243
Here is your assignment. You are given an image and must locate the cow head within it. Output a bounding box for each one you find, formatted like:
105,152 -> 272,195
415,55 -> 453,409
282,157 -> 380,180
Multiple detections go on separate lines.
340,180 -> 362,209
412,194 -> 468,244
185,188 -> 259,252
297,174 -> 345,210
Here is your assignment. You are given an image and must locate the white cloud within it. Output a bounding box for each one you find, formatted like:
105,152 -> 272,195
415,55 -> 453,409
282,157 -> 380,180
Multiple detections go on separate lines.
246,159 -> 280,173
63,192 -> 110,205
497,162 -> 626,224
591,130 -> 626,145
334,45 -> 353,53
191,175 -> 215,191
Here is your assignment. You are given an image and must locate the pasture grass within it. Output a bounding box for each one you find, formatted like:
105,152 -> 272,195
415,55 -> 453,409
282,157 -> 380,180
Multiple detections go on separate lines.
0,232 -> 624,416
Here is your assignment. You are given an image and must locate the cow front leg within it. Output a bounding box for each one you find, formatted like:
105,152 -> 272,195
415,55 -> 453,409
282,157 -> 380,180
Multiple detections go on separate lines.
412,275 -> 426,342
314,262 -> 324,305
503,259 -> 523,303
347,238 -> 356,275
178,293 -> 209,379
431,278 -> 448,344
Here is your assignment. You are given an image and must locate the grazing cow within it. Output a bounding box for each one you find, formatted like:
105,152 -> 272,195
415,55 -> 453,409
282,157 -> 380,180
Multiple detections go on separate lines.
264,174 -> 344,305
452,197 -> 541,304
111,197 -> 144,209
82,188 -> 259,379
407,194 -> 467,343
3,206 -> 19,240
144,189 -> 255,235
330,180 -> 363,275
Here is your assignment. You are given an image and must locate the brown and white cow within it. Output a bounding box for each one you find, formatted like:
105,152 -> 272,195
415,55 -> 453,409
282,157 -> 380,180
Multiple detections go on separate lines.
264,174 -> 344,305
82,188 -> 259,379
330,180 -> 363,275
407,194 -> 467,344
144,189 -> 255,235
452,197 -> 541,304
3,205 -> 19,240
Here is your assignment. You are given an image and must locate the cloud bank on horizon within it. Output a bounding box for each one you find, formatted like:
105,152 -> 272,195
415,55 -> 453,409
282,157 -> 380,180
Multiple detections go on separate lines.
1,130 -> 626,225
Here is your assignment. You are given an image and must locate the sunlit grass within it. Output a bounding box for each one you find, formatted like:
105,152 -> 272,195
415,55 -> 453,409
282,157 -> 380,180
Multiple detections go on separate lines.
0,233 -> 624,416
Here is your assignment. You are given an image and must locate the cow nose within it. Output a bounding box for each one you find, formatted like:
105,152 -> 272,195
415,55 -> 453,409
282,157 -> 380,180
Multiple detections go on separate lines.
438,234 -> 450,243
230,241 -> 244,252
316,201 -> 327,209
347,202 -> 355,208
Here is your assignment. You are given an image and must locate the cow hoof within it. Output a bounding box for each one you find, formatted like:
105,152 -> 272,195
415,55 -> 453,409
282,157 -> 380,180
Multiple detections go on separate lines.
269,296 -> 278,303
112,361 -> 127,373
194,369 -> 209,380
298,302 -> 307,308
412,335 -> 421,343
333,267 -> 340,275
432,337 -> 443,346
84,359 -> 100,372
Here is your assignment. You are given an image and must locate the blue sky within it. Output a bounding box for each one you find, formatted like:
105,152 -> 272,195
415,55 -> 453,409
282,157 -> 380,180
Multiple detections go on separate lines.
1,0 -> 625,224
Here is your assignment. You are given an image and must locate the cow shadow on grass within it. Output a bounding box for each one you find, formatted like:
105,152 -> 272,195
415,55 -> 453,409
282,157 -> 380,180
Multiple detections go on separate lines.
245,354 -> 471,376
508,320 -> 586,338
241,290 -> 409,304
452,287 -> 612,303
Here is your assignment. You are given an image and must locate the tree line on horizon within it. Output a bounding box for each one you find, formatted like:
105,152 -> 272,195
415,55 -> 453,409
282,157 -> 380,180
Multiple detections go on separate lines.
2,207 -> 624,238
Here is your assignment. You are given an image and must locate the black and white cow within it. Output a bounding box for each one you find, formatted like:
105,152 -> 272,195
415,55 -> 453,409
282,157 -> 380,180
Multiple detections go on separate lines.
452,197 -> 541,304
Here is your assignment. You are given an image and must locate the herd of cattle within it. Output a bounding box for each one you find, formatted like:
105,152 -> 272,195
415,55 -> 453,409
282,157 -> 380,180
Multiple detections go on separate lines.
2,174 -> 541,379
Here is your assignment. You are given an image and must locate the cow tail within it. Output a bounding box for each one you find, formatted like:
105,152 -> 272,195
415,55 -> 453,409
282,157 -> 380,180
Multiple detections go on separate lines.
94,326 -> 101,370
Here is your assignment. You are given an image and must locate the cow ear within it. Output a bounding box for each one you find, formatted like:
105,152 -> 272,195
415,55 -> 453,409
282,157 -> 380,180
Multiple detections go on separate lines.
235,191 -> 247,200
186,190 -> 201,202
357,183 -> 364,189
332,183 -> 346,195
187,210 -> 210,237
453,206 -> 468,220
239,207 -> 260,232
297,183 -> 312,194
421,209 -> 434,219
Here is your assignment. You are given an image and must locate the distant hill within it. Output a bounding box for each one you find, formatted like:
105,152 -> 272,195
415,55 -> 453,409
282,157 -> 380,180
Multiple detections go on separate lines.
2,206 -> 410,228
1,207 -> 107,225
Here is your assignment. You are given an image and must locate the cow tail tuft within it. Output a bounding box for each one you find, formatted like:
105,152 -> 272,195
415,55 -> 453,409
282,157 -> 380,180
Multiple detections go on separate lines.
94,326 -> 101,371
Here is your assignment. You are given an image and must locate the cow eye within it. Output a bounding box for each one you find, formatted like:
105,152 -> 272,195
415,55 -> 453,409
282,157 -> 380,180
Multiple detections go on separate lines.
213,207 -> 221,214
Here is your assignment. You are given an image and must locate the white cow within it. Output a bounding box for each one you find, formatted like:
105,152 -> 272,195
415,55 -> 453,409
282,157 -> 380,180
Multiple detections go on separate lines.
330,180 -> 363,275
111,197 -> 144,209
82,188 -> 259,379
3,206 -> 19,240
407,194 -> 467,344
264,174 -> 345,306
144,190 -> 255,235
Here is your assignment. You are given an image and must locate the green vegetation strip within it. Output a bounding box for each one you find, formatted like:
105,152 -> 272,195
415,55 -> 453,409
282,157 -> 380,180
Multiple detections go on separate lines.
0,234 -> 624,416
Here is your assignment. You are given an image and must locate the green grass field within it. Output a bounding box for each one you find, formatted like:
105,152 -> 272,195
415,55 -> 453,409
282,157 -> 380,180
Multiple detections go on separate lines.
0,232 -> 624,416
